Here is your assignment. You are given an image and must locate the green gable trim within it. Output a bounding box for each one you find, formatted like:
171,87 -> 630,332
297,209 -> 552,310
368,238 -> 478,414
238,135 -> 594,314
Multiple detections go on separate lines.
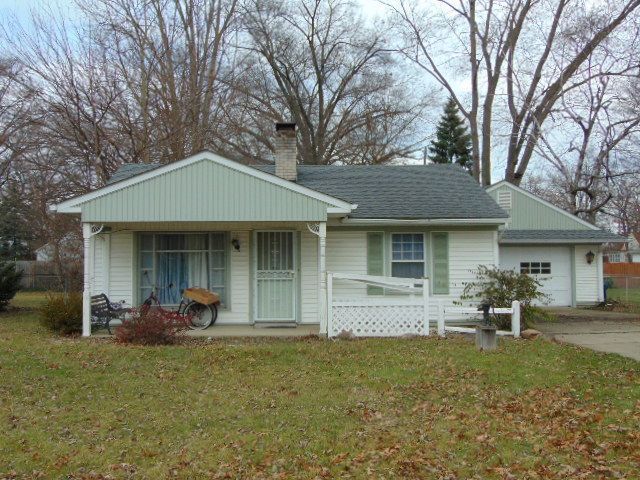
487,183 -> 595,231
366,232 -> 384,295
432,232 -> 449,294
81,160 -> 331,222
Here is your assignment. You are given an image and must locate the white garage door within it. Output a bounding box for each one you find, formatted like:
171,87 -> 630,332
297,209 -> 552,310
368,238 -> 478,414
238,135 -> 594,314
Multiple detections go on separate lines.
499,246 -> 572,306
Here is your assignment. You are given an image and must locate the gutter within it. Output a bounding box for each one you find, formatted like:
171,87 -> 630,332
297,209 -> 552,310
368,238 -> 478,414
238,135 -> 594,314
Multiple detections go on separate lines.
499,238 -> 626,245
340,217 -> 508,226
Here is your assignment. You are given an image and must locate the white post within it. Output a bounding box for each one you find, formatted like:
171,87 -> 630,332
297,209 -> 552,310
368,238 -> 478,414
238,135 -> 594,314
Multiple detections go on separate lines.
511,300 -> 521,338
437,299 -> 445,337
422,278 -> 430,336
327,272 -> 333,338
82,223 -> 92,337
318,222 -> 328,335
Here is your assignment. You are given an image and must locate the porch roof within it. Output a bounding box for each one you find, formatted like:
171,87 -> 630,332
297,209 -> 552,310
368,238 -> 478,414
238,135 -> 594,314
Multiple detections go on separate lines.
53,152 -> 355,223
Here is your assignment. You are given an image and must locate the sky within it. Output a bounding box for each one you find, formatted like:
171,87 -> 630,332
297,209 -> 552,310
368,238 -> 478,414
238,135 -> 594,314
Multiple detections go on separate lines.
0,0 -> 522,180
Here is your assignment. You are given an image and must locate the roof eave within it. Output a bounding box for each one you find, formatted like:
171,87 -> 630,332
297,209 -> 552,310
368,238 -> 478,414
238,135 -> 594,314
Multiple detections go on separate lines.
340,217 -> 508,226
53,151 -> 355,213
500,238 -> 626,244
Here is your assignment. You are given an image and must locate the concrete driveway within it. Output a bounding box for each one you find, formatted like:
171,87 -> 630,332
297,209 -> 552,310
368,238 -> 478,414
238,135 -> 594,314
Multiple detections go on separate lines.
537,308 -> 640,361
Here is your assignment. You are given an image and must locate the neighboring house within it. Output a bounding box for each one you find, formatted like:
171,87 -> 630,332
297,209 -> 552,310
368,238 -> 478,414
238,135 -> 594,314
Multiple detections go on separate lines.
54,123 -> 624,336
627,233 -> 640,262
603,233 -> 639,263
35,233 -> 82,262
486,182 -> 623,307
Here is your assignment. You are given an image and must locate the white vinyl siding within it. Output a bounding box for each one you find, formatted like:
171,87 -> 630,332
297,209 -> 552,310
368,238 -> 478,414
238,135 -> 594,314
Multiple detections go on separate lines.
108,232 -> 134,305
326,230 -> 368,299
91,235 -> 107,296
575,245 -> 600,304
448,231 -> 496,301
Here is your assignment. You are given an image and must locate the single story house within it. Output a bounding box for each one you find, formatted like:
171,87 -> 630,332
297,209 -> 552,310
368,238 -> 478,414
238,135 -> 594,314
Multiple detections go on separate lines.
54,123 -> 624,336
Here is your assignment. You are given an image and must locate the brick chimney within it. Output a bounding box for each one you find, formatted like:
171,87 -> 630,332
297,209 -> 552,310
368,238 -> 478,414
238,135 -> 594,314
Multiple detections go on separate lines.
274,122 -> 297,181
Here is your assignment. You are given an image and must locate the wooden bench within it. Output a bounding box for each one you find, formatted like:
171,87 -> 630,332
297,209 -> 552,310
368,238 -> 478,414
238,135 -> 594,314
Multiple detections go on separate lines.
90,294 -> 131,334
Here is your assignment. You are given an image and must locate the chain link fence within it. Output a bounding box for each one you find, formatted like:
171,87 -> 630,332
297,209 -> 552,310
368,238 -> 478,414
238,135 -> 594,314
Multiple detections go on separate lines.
604,275 -> 640,305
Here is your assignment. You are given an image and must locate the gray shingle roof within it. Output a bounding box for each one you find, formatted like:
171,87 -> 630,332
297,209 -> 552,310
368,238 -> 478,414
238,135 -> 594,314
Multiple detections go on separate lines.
107,163 -> 160,184
500,229 -> 625,243
107,161 -> 509,220
255,164 -> 508,219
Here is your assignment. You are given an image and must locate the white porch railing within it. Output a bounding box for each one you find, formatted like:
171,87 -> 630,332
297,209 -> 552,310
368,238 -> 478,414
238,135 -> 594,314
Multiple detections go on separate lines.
436,301 -> 521,338
327,273 -> 429,338
326,272 -> 521,339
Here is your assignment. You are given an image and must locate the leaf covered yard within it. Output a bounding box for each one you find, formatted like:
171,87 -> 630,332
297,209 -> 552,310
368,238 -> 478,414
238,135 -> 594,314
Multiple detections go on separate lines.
1,295 -> 640,479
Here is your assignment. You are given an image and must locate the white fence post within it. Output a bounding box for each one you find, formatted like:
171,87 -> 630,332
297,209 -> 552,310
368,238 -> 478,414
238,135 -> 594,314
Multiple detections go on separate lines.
437,299 -> 445,337
422,278 -> 430,336
327,273 -> 334,338
511,300 -> 521,338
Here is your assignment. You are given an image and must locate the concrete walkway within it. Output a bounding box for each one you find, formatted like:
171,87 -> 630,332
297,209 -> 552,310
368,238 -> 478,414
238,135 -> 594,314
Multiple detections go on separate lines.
537,308 -> 640,361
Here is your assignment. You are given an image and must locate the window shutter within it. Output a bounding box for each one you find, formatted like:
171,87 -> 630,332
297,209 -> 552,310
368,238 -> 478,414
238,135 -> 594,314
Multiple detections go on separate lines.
367,232 -> 384,295
432,232 -> 449,294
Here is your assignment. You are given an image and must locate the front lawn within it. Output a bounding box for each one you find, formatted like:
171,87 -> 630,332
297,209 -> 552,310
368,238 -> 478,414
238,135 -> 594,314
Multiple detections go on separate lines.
607,287 -> 640,307
1,293 -> 639,478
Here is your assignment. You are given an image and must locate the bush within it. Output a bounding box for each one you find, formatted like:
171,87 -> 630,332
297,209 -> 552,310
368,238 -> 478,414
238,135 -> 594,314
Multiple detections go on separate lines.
461,265 -> 553,329
0,260 -> 22,311
115,308 -> 190,345
40,292 -> 83,334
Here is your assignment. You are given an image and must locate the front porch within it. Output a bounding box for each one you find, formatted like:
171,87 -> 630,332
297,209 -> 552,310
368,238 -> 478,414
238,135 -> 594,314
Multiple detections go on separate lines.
82,221 -> 329,336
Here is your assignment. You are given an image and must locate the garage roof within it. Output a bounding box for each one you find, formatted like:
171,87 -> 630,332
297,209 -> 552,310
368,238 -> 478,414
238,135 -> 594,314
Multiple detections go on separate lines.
500,230 -> 625,244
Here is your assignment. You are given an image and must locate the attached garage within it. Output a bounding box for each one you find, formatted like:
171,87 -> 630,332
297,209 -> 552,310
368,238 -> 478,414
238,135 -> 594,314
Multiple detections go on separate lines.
499,245 -> 572,306
486,181 -> 626,306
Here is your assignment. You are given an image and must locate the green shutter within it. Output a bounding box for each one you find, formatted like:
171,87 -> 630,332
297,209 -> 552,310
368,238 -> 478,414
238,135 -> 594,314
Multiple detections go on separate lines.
367,232 -> 384,295
432,232 -> 449,294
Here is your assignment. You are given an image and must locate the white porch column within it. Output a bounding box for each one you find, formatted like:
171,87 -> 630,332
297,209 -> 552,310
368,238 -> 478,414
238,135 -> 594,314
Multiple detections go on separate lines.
318,222 -> 328,335
82,223 -> 92,337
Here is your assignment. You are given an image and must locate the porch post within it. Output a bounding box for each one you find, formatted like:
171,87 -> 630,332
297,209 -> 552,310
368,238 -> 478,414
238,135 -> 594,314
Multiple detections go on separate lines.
82,223 -> 92,337
318,222 -> 328,335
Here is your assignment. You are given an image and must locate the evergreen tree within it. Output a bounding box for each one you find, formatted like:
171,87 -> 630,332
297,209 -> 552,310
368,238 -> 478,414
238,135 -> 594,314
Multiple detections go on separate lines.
0,260 -> 22,311
428,97 -> 472,171
0,182 -> 34,260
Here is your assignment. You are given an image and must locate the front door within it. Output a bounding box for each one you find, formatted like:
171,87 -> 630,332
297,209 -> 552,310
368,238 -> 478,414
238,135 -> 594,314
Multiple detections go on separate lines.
255,231 -> 297,322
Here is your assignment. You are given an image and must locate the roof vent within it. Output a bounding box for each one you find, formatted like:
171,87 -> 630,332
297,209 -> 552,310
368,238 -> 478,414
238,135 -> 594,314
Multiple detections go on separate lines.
497,190 -> 512,210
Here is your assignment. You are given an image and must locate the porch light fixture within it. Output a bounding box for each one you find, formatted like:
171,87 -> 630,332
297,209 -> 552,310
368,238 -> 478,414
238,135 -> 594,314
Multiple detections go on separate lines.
586,250 -> 595,264
231,238 -> 241,251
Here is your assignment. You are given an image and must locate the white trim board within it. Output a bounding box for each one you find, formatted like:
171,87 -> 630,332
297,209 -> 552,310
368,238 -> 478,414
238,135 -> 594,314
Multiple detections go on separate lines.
53,151 -> 356,214
486,180 -> 599,231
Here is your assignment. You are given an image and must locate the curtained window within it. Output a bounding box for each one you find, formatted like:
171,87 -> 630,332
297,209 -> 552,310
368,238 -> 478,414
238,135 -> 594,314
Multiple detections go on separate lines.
139,233 -> 228,306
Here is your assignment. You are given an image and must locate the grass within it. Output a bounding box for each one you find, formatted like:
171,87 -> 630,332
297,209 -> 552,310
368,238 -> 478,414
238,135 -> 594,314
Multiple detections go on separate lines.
2,293 -> 640,479
607,287 -> 640,305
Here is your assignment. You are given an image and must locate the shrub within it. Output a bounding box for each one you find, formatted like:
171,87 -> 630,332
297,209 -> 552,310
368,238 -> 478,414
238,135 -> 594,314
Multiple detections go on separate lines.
0,260 -> 22,311
40,292 -> 83,334
115,308 -> 190,345
460,265 -> 553,329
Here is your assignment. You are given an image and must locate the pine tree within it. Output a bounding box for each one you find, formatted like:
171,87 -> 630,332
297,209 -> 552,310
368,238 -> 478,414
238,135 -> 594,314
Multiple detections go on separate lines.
428,97 -> 472,171
0,260 -> 22,311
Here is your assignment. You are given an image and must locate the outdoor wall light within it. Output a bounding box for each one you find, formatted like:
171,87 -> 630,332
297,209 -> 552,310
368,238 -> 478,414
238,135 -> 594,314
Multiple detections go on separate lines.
586,250 -> 595,264
231,238 -> 241,251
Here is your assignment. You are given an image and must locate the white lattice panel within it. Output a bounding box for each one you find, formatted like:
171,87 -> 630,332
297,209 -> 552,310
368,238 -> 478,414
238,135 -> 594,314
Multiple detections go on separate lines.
330,303 -> 426,337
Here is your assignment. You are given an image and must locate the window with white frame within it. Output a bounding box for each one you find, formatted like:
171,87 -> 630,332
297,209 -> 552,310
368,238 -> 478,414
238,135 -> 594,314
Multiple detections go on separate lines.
607,252 -> 622,263
520,261 -> 551,275
139,233 -> 228,306
391,233 -> 425,278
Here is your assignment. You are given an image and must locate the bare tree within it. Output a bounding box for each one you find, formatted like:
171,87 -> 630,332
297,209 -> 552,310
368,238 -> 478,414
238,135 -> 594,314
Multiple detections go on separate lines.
238,0 -> 427,165
0,58 -> 36,188
386,0 -> 640,185
534,53 -> 640,223
603,175 -> 640,235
